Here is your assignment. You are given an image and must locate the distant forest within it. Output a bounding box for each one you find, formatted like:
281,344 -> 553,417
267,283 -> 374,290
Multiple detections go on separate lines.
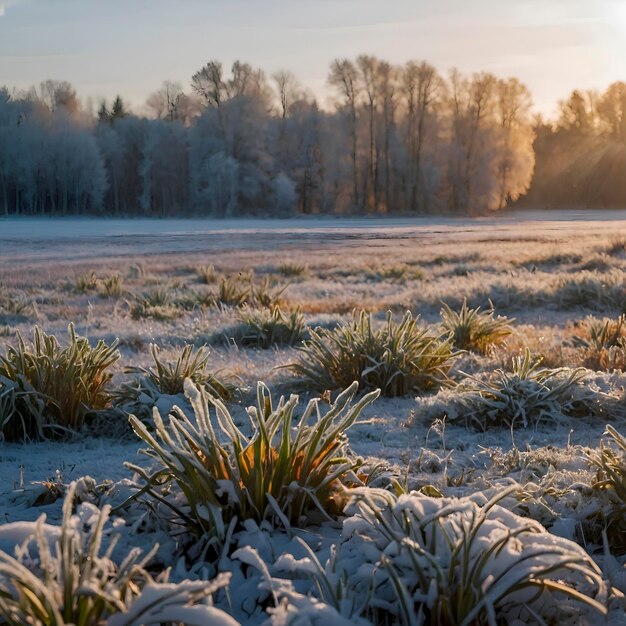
0,56 -> 624,217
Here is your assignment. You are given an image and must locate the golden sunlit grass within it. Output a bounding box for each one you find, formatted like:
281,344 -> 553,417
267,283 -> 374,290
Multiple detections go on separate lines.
126,380 -> 379,553
440,299 -> 513,354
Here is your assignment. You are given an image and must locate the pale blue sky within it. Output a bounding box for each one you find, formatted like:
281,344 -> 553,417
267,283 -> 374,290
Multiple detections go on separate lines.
1,0 -> 626,115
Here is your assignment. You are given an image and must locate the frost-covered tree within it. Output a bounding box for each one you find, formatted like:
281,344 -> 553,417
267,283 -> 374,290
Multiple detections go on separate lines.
140,119 -> 189,214
597,82 -> 626,140
328,59 -> 360,209
190,89 -> 271,215
0,58 -> 540,216
271,172 -> 297,215
494,78 -> 534,209
401,61 -> 441,212
193,152 -> 239,216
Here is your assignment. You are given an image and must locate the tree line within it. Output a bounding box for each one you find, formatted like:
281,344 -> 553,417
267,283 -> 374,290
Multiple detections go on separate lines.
524,84 -> 626,209
0,55 -> 589,217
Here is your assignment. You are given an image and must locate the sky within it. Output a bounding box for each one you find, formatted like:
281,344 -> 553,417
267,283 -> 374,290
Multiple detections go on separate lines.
2,0 -> 626,117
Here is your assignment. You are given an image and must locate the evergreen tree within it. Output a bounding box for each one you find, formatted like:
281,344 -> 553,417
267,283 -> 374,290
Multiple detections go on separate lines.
111,96 -> 127,121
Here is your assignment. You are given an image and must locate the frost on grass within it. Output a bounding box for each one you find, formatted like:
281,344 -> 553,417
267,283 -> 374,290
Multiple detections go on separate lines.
0,324 -> 120,441
0,482 -> 237,626
114,343 -> 237,420
412,349 -> 625,431
125,379 -> 379,558
4,218 -> 626,623
289,310 -> 457,396
335,487 -> 606,625
212,305 -> 305,349
235,487 -> 607,625
440,299 -> 514,354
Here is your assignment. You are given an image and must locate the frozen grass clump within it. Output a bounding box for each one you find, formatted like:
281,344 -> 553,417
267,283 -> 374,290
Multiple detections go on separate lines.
0,286 -> 32,318
129,285 -> 180,320
0,324 -> 120,441
209,273 -> 287,309
70,271 -> 98,294
588,425 -> 626,555
196,263 -> 218,284
289,311 -> 457,397
214,274 -> 251,307
366,263 -> 423,282
272,487 -> 606,625
115,344 -> 236,418
577,254 -> 615,273
440,299 -> 513,354
554,271 -> 626,311
127,380 -> 378,557
0,482 -> 237,626
277,261 -> 308,278
252,276 -> 288,309
604,237 -> 626,257
574,315 -> 626,371
213,305 -> 305,349
519,252 -> 583,269
98,273 -> 125,299
458,349 -> 588,429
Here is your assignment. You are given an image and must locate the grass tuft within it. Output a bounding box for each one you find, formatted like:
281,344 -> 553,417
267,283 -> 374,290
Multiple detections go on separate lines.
0,287 -> 32,318
588,425 -> 626,554
277,261 -> 308,277
126,380 -> 379,554
459,348 -> 588,429
98,274 -> 125,299
336,486 -> 607,624
554,272 -> 625,311
574,315 -> 626,371
196,263 -> 218,284
288,310 -> 457,397
0,481 -> 235,626
70,272 -> 98,294
0,324 -> 119,440
214,274 -> 252,308
116,344 -> 236,415
215,305 -> 305,349
440,299 -> 513,354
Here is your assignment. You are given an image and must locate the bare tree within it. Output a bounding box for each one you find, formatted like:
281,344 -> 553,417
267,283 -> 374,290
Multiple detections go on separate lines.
146,81 -> 184,121
191,61 -> 226,107
448,70 -> 497,212
376,61 -> 397,211
38,80 -> 80,116
328,59 -> 360,209
357,55 -> 379,211
402,61 -> 439,211
272,70 -> 302,119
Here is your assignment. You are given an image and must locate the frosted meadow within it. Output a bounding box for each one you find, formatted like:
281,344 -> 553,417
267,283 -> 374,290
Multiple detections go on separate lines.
0,213 -> 624,624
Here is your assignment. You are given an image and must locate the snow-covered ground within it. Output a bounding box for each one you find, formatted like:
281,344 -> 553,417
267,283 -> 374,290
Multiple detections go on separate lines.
0,210 -> 625,623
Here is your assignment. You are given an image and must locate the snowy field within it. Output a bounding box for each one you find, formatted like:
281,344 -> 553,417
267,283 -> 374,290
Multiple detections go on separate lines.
0,210 -> 626,624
